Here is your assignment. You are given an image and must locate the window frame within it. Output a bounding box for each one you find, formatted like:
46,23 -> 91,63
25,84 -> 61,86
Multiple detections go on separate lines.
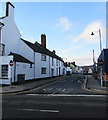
41,54 -> 46,61
41,67 -> 47,74
1,64 -> 8,79
52,57 -> 54,66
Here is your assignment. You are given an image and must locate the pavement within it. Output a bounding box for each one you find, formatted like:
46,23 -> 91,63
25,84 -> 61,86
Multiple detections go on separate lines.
85,75 -> 108,94
0,74 -> 108,94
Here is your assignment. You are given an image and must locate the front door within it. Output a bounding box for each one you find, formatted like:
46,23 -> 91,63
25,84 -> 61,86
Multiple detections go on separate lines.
51,69 -> 54,77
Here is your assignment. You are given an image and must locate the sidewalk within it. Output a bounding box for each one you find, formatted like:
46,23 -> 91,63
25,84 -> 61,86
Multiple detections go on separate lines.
0,76 -> 66,94
86,75 -> 108,94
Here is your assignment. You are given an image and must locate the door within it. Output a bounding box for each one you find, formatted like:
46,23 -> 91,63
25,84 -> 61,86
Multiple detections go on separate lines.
17,74 -> 25,84
51,69 -> 54,77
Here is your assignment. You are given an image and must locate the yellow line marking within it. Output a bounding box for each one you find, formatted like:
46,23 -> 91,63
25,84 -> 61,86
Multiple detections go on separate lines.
82,76 -> 108,94
0,79 -> 61,95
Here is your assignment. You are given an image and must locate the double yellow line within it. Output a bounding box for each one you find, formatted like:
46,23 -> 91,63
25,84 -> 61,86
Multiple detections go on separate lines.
0,80 -> 60,96
82,76 -> 108,94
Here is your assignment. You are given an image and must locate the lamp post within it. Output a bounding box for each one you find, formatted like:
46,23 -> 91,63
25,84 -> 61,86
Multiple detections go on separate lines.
91,29 -> 102,52
91,29 -> 103,86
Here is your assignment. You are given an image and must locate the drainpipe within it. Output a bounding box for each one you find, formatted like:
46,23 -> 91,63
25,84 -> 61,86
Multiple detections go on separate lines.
34,51 -> 35,79
49,56 -> 50,78
14,61 -> 16,83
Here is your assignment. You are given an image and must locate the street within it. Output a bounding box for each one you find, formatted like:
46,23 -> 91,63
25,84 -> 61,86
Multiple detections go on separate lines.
2,74 -> 107,119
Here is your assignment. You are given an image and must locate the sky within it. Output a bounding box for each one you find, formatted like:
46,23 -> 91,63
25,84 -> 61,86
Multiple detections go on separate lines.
0,0 -> 106,66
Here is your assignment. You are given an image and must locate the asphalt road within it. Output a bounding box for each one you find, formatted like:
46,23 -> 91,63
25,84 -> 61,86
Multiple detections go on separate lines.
2,74 -> 107,119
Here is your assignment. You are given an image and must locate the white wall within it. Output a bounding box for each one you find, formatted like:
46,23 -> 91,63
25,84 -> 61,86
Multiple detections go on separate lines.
16,62 -> 34,81
0,4 -> 21,56
1,17 -> 21,56
19,40 -> 34,62
35,52 -> 50,79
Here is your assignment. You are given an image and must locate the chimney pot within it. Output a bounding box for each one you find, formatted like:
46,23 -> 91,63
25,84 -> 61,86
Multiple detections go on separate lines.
53,50 -> 56,54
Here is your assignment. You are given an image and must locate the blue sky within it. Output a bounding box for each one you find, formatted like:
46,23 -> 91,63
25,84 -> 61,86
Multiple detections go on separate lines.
1,1 -> 106,66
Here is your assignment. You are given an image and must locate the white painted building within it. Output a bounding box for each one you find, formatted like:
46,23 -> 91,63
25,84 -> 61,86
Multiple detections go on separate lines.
64,62 -> 72,75
0,2 -> 65,85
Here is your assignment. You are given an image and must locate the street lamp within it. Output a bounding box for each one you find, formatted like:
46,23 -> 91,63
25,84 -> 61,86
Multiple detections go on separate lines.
91,29 -> 102,52
91,29 -> 103,87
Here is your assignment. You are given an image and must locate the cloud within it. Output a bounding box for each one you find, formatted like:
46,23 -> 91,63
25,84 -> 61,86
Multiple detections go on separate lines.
67,55 -> 93,66
71,21 -> 105,44
56,17 -> 73,31
59,45 -> 82,57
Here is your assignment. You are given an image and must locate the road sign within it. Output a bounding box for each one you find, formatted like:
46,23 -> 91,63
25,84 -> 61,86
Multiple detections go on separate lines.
98,59 -> 104,66
9,60 -> 14,66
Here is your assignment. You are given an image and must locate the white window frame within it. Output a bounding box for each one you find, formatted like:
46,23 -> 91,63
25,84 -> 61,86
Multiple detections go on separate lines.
56,59 -> 58,66
41,54 -> 46,61
41,67 -> 47,74
0,65 -> 8,79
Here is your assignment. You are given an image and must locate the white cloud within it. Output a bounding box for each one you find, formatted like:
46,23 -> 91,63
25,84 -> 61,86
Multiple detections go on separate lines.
56,17 -> 73,31
58,45 -> 83,59
71,21 -> 106,44
67,55 -> 93,66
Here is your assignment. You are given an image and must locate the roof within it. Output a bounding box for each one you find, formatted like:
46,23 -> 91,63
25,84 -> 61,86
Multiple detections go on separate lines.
9,52 -> 34,64
21,38 -> 63,62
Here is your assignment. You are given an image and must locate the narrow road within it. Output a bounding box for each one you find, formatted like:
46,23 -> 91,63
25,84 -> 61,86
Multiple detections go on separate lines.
2,74 -> 107,119
20,74 -> 102,95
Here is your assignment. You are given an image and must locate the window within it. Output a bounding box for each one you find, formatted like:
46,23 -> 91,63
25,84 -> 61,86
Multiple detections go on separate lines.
52,57 -> 54,66
56,68 -> 58,76
41,68 -> 46,74
59,61 -> 60,66
41,54 -> 46,61
1,65 -> 8,78
0,43 -> 5,56
56,59 -> 58,66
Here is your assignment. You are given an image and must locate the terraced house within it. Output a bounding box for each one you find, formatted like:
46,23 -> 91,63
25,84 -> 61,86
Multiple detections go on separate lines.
0,2 -> 66,85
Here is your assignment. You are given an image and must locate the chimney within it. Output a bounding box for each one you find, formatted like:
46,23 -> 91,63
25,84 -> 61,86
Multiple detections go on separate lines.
53,50 -> 56,54
6,2 -> 15,20
41,34 -> 46,48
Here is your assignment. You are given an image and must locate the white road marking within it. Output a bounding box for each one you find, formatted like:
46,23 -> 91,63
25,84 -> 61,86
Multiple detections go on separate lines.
26,94 -> 106,97
17,108 -> 59,113
43,88 -> 53,91
58,88 -> 62,91
62,89 -> 66,91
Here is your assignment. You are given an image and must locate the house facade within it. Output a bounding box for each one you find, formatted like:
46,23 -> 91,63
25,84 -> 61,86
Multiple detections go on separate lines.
0,2 -> 65,85
97,49 -> 108,86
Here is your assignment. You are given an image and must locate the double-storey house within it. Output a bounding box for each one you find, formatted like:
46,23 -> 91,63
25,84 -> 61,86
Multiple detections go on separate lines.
0,2 -> 65,85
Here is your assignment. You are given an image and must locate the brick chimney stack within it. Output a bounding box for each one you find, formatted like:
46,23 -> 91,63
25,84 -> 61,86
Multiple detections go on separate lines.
41,34 -> 46,48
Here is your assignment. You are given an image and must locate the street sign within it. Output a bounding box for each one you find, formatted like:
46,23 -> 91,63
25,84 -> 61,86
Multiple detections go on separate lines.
9,60 -> 14,66
98,59 -> 104,66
